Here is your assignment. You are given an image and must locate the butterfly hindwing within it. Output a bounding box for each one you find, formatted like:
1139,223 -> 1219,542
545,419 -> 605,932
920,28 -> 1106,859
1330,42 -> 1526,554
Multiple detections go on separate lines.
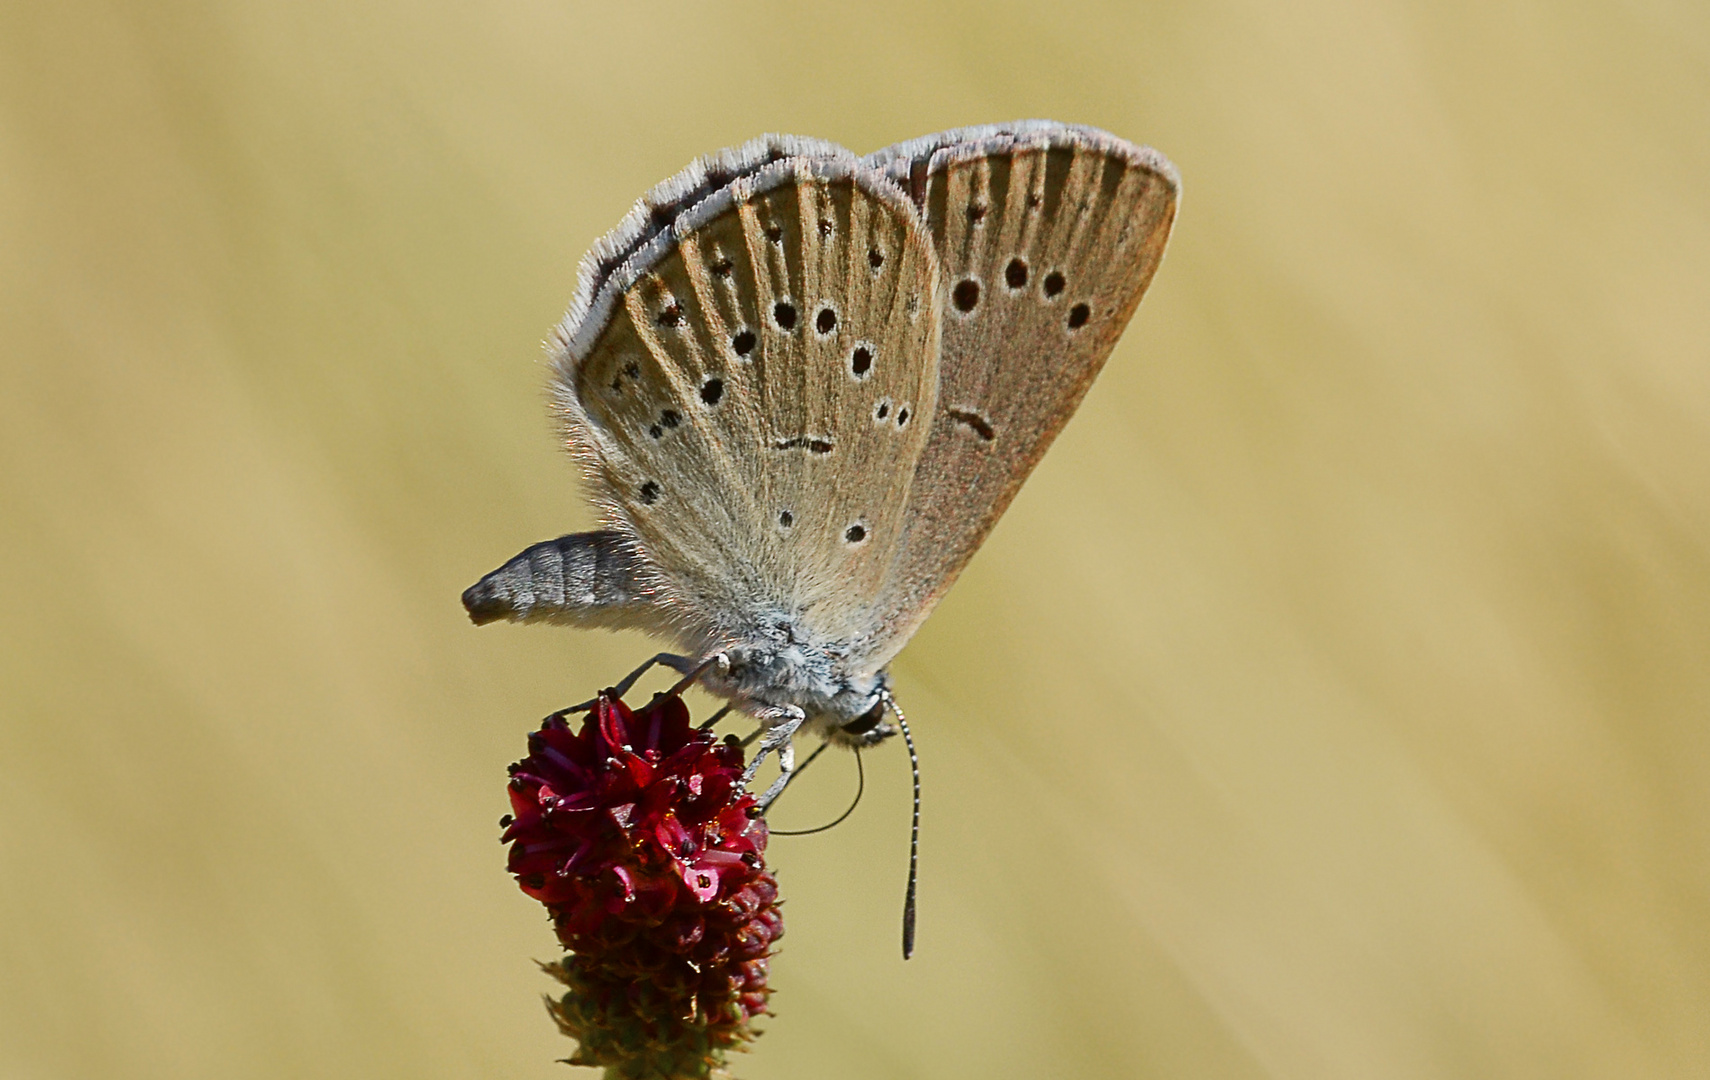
860,122 -> 1180,665
552,155 -> 943,651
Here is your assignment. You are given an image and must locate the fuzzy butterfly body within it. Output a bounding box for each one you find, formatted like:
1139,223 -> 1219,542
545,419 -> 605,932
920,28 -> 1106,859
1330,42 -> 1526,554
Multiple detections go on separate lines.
466,121 -> 1178,748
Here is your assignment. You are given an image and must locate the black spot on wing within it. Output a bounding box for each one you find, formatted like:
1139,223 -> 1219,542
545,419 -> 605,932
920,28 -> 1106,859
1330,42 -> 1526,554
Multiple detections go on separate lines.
773,436 -> 835,454
952,279 -> 980,313
947,408 -> 996,441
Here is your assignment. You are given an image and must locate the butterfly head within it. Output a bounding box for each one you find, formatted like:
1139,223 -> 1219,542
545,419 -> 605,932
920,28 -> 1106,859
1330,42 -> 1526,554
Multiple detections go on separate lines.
826,685 -> 898,749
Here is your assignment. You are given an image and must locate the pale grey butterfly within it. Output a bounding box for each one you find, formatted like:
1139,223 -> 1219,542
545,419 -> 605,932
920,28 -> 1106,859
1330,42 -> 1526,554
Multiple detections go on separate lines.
464,121 -> 1178,954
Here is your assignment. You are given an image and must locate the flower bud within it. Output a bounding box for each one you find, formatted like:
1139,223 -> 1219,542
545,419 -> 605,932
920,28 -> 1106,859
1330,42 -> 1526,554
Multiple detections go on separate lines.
503,691 -> 782,1078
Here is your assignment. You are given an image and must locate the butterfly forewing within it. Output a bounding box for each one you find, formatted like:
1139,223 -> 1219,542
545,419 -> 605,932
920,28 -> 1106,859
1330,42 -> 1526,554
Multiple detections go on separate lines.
552,157 -> 943,650
860,124 -> 1179,665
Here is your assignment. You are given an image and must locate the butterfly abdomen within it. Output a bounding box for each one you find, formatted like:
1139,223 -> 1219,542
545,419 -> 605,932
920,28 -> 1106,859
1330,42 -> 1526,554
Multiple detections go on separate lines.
462,531 -> 662,630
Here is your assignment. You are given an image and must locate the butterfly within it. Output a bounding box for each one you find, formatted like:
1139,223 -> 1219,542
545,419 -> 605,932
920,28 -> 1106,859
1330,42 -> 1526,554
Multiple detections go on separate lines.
465,121 -> 1177,800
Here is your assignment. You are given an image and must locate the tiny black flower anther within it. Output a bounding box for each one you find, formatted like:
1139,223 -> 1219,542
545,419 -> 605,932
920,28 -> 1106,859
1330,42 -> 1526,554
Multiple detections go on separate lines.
503,690 -> 781,1079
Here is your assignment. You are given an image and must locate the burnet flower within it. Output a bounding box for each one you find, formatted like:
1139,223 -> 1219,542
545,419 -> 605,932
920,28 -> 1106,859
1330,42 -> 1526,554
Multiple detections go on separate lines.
502,689 -> 781,1079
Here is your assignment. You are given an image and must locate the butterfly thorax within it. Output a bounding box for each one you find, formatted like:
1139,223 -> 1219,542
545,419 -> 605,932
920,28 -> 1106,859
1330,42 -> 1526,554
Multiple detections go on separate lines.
692,622 -> 888,734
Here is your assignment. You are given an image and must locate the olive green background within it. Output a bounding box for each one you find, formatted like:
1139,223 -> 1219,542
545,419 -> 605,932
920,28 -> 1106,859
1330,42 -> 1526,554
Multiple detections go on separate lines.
4,2 -> 1708,1078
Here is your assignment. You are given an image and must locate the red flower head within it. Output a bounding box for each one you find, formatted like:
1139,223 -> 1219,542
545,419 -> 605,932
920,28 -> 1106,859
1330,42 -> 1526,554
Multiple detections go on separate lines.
502,690 -> 781,1078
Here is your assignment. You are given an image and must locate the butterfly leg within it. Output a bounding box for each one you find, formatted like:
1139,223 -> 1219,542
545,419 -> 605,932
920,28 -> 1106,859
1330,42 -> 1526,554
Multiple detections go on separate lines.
610,652 -> 699,698
698,703 -> 735,731
742,705 -> 806,807
661,651 -> 731,700
555,652 -> 720,715
755,733 -> 803,811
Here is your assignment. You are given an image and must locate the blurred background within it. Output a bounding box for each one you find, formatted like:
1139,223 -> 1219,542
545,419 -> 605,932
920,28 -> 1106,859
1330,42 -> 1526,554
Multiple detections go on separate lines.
3,2 -> 1708,1077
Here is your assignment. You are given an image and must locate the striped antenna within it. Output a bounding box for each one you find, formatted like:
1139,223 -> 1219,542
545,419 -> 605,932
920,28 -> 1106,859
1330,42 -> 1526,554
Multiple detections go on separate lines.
880,689 -> 921,959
